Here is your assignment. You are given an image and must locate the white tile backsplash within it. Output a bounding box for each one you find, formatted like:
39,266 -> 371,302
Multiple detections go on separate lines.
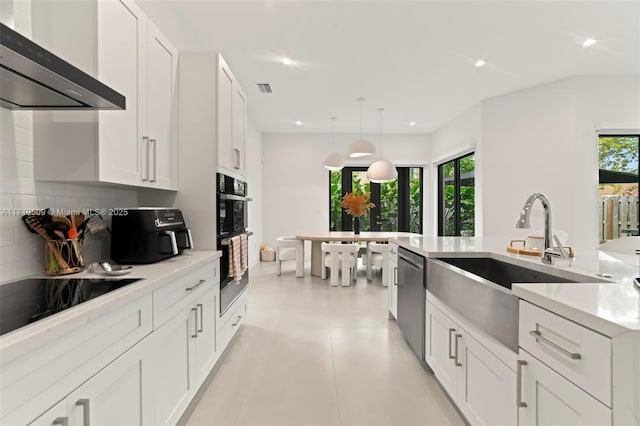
0,106 -> 138,283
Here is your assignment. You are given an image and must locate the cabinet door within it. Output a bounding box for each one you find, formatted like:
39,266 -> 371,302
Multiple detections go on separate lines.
388,259 -> 398,319
147,21 -> 178,190
28,399 -> 67,426
154,307 -> 196,426
519,350 -> 611,426
457,330 -> 517,426
97,0 -> 147,185
193,287 -> 218,386
67,334 -> 154,426
232,85 -> 246,174
425,301 -> 458,399
218,58 -> 234,171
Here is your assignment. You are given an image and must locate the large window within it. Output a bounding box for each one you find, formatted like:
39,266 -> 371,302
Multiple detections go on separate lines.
599,134 -> 640,241
438,153 -> 475,236
329,167 -> 423,233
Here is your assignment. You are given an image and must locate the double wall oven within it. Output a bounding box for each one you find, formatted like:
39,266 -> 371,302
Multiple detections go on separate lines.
217,173 -> 251,315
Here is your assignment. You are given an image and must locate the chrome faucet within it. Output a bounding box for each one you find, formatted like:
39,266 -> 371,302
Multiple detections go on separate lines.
515,193 -> 569,265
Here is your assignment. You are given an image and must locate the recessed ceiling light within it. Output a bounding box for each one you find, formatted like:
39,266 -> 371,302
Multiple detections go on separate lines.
295,120 -> 302,126
475,59 -> 486,68
582,38 -> 597,47
283,57 -> 292,65
409,121 -> 416,126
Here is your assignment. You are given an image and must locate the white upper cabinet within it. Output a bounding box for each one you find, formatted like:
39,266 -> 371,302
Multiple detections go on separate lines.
217,54 -> 247,177
32,0 -> 178,190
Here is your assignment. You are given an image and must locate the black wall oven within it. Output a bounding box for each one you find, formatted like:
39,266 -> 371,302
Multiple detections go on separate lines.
217,173 -> 250,314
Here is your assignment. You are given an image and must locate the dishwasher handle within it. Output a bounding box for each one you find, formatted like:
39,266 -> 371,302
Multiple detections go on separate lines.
398,253 -> 424,270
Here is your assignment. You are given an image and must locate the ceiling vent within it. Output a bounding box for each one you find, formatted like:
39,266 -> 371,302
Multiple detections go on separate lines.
257,83 -> 272,94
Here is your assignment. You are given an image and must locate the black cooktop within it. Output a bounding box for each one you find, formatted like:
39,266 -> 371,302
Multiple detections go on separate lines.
0,277 -> 141,336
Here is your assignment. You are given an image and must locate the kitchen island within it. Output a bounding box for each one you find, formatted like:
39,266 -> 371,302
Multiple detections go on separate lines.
389,235 -> 640,426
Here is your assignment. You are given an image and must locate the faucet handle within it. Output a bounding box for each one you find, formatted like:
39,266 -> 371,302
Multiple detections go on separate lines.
543,235 -> 570,260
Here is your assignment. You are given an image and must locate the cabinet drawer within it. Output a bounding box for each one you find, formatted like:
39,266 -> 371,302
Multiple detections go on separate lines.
1,294 -> 152,425
519,301 -> 611,406
218,290 -> 247,352
153,263 -> 217,328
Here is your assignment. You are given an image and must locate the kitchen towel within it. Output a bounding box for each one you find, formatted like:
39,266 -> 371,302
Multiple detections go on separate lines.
229,234 -> 249,284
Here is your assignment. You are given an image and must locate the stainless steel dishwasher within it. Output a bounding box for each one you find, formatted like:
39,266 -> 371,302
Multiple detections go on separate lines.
396,246 -> 426,361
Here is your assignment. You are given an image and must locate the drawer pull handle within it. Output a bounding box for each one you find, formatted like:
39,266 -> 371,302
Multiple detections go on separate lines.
448,328 -> 456,359
454,333 -> 462,366
75,399 -> 90,426
186,279 -> 207,292
53,417 -> 69,426
529,330 -> 581,360
232,315 -> 242,327
517,360 -> 527,408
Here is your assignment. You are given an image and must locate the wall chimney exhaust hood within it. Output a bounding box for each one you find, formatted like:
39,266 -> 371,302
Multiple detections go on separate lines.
0,23 -> 125,110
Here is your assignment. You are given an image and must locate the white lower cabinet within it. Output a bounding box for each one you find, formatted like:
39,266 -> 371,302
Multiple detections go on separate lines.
426,297 -> 517,426
518,350 -> 611,426
154,284 -> 219,426
29,333 -> 154,426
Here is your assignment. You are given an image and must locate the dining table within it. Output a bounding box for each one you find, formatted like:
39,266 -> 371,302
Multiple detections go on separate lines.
295,231 -> 415,277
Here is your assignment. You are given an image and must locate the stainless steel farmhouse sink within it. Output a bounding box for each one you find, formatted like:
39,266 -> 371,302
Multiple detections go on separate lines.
427,256 -> 608,352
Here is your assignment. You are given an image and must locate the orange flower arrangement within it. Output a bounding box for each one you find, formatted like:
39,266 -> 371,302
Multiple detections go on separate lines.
341,192 -> 375,217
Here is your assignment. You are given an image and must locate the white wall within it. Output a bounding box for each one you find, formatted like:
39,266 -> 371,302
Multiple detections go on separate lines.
261,133 -> 430,251
431,75 -> 640,250
245,118 -> 263,268
0,3 -> 137,283
429,104 -> 482,236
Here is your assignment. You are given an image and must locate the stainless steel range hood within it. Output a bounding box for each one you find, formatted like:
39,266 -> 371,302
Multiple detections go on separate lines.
0,23 -> 125,110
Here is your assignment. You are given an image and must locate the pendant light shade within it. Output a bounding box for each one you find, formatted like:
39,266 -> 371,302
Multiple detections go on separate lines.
323,117 -> 344,171
367,160 -> 398,183
349,97 -> 375,158
366,107 -> 397,183
348,139 -> 376,158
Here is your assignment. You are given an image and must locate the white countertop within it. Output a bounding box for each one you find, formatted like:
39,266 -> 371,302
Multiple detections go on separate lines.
0,250 -> 221,361
390,236 -> 640,337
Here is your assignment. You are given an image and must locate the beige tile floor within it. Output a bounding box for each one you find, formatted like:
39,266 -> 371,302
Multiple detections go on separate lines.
186,260 -> 466,426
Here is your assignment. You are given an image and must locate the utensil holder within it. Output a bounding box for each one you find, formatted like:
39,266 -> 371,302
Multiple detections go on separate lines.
45,239 -> 84,275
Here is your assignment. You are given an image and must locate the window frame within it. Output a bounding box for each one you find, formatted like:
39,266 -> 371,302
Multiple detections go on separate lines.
437,153 -> 475,236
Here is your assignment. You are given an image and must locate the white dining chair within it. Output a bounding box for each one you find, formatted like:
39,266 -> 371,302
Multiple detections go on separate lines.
276,236 -> 304,277
321,242 -> 359,287
367,242 -> 389,285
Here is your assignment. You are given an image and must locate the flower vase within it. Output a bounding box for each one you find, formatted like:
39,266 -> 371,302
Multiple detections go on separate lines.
353,217 -> 360,235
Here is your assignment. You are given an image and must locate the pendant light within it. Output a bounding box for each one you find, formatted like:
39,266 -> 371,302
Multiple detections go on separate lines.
322,117 -> 344,171
348,97 -> 376,158
366,107 -> 398,183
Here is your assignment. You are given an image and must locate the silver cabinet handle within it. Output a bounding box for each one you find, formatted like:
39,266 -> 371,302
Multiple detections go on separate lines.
232,315 -> 242,326
186,279 -> 207,292
191,307 -> 198,338
517,360 -> 527,407
197,303 -> 204,332
233,148 -> 240,169
53,417 -> 69,426
529,330 -> 581,360
75,399 -> 90,426
448,328 -> 456,359
454,334 -> 462,366
141,136 -> 150,181
150,138 -> 157,182
393,267 -> 398,285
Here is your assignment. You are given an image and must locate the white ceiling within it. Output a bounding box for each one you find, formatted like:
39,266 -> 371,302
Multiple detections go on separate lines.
137,0 -> 640,134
